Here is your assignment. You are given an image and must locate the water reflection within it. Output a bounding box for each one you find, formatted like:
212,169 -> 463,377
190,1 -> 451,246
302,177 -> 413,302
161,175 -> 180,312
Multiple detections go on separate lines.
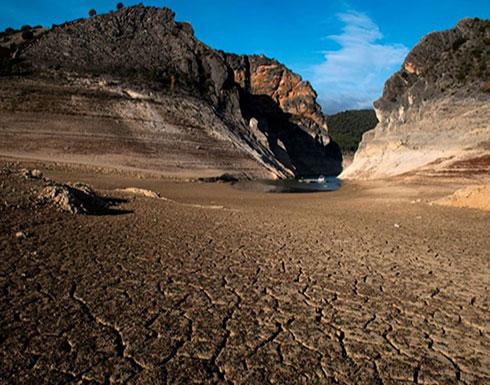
233,176 -> 342,193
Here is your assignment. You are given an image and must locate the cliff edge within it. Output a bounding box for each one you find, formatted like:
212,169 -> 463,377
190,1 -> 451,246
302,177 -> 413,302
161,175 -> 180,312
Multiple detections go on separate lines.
342,18 -> 490,181
0,5 -> 340,179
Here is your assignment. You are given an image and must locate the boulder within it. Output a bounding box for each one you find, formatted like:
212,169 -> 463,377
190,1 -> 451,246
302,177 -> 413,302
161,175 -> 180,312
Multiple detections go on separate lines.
39,183 -> 108,214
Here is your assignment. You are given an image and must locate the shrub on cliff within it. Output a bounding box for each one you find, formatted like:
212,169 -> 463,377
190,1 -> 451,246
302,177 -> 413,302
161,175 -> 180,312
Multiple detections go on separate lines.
145,68 -> 165,83
0,56 -> 20,76
21,30 -> 34,40
117,2 -> 124,10
88,9 -> 96,17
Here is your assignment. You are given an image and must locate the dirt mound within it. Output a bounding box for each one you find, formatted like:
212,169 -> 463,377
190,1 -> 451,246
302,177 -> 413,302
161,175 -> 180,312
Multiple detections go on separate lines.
117,187 -> 164,199
197,173 -> 240,183
39,183 -> 109,214
434,185 -> 490,210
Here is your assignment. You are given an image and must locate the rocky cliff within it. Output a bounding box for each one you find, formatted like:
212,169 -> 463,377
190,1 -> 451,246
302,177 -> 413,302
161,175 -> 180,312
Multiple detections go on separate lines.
0,5 -> 340,178
342,18 -> 490,180
224,54 -> 340,176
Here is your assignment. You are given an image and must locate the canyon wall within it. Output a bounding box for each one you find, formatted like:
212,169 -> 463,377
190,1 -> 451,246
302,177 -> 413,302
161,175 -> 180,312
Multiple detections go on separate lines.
0,5 -> 340,178
342,18 -> 490,181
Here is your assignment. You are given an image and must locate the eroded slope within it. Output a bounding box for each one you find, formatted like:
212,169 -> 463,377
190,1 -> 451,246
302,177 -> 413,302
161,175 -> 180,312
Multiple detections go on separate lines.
343,18 -> 490,181
1,5 -> 340,178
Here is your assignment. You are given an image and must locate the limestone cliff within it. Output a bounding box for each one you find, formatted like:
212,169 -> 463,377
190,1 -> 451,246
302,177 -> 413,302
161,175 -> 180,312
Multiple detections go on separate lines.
342,18 -> 490,180
0,5 -> 340,178
225,54 -> 340,176
225,54 -> 328,141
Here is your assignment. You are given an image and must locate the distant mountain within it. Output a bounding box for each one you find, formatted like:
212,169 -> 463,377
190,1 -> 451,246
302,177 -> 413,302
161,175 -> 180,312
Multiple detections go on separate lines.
0,5 -> 341,178
326,110 -> 378,155
343,18 -> 490,180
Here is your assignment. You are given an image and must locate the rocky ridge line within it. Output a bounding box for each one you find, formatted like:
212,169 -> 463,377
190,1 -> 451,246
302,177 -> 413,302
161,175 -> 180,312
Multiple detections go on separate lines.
342,18 -> 490,180
14,5 -> 340,177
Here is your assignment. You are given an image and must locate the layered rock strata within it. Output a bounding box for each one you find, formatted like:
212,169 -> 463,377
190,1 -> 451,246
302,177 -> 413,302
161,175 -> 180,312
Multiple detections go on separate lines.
1,5 -> 340,178
342,18 -> 490,180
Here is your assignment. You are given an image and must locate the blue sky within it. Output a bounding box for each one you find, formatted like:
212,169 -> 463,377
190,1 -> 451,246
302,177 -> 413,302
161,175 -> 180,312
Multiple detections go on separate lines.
1,1 -> 489,113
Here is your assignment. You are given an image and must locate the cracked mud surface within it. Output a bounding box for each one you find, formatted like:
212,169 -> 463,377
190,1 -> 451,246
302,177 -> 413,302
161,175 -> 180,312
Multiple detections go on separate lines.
1,163 -> 489,384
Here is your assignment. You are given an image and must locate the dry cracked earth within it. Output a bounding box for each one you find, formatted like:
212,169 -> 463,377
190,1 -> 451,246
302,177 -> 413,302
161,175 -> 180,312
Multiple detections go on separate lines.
1,162 -> 489,385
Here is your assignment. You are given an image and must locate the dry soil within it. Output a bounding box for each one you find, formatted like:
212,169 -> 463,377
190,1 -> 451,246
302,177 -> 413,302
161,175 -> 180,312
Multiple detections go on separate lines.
1,159 -> 489,385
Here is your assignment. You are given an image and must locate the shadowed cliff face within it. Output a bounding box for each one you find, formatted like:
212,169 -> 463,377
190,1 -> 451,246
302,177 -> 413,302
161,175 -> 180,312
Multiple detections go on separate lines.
7,5 -> 341,178
343,18 -> 490,180
225,54 -> 341,176
226,55 -> 328,139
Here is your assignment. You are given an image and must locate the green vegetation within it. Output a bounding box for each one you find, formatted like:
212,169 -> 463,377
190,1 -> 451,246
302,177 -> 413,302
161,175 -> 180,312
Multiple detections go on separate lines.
0,27 -> 14,39
327,109 -> 378,154
144,67 -> 166,83
89,9 -> 97,17
117,2 -> 124,10
452,37 -> 466,51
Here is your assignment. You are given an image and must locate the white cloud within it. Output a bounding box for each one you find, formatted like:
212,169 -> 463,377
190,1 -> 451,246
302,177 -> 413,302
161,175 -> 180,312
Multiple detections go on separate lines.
311,11 -> 408,114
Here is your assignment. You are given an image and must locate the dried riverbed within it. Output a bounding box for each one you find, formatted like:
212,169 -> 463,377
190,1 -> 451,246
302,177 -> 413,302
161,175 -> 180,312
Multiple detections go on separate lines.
1,162 -> 489,384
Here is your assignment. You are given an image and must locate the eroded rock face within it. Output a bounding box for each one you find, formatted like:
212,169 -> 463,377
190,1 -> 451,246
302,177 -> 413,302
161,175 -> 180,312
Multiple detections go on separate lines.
39,183 -> 108,214
226,54 -> 328,141
342,18 -> 490,180
14,5 -> 339,177
226,54 -> 341,176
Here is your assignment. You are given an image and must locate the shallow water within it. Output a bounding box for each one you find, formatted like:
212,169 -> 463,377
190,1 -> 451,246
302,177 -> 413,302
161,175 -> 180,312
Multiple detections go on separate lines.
233,176 -> 342,193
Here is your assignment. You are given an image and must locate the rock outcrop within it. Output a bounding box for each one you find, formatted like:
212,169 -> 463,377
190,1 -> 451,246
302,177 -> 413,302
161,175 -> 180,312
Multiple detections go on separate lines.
225,54 -> 328,140
342,18 -> 490,180
39,183 -> 109,214
225,54 -> 341,175
0,5 -> 340,178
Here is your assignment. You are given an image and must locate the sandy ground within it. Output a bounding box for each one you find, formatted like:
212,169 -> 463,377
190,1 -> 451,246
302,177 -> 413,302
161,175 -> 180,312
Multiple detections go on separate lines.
434,185 -> 490,211
1,159 -> 489,385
